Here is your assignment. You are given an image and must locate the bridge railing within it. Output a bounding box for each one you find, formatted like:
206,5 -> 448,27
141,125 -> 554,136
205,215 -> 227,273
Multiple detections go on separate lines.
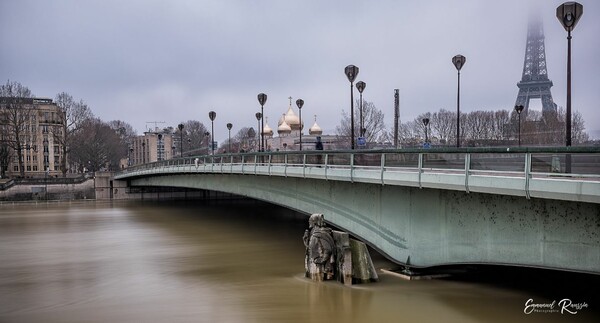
116,147 -> 600,203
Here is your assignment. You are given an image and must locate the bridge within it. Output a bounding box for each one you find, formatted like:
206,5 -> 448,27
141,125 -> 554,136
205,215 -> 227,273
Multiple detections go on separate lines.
115,147 -> 600,274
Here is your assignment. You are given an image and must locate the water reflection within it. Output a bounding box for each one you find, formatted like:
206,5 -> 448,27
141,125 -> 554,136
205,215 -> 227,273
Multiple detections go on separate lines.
0,200 -> 597,322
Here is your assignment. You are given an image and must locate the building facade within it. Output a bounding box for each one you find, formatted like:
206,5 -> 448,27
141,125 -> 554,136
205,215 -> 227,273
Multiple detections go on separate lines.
0,97 -> 65,178
129,128 -> 175,166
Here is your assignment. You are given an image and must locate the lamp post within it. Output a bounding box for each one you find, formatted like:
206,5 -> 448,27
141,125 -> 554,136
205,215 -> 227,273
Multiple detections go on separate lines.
356,81 -> 366,138
557,2 -> 583,173
226,122 -> 233,153
514,105 -> 524,146
255,112 -> 262,152
204,131 -> 210,155
344,65 -> 359,149
177,123 -> 184,157
257,93 -> 267,151
422,118 -> 430,145
208,111 -> 216,155
296,99 -> 304,150
452,54 -> 466,148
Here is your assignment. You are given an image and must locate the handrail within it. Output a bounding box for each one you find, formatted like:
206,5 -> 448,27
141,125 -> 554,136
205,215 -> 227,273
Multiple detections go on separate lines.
115,147 -> 600,181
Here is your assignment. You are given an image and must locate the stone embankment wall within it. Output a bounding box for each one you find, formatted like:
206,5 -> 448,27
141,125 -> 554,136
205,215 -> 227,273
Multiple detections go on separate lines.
0,179 -> 95,201
0,172 -> 230,202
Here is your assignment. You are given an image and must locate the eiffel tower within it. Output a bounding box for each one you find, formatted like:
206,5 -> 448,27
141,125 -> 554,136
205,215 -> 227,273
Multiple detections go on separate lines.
515,16 -> 557,114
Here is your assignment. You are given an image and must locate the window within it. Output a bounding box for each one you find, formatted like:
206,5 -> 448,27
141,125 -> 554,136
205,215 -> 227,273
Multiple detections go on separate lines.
33,166 -> 38,171
13,166 -> 18,172
27,166 -> 31,171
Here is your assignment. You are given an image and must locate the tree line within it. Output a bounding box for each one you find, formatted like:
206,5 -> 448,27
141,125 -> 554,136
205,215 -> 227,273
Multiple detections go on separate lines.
336,99 -> 590,148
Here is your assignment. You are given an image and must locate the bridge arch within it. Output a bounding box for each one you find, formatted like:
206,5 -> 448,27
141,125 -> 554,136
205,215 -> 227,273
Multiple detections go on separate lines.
118,148 -> 600,273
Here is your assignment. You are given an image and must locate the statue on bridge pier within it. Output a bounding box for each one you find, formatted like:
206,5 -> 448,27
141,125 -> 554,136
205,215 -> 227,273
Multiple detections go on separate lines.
303,213 -> 336,281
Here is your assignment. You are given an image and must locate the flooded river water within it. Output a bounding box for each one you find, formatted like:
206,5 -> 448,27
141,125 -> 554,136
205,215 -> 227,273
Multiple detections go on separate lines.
0,200 -> 597,322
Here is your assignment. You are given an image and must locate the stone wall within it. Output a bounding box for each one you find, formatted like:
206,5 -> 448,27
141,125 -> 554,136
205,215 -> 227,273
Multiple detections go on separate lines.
0,179 -> 95,201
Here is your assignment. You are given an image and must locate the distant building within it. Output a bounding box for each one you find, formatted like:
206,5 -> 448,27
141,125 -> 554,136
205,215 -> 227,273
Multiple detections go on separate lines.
0,97 -> 65,178
129,128 -> 175,166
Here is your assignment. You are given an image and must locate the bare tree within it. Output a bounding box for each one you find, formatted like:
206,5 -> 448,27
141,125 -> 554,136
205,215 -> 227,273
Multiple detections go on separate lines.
492,110 -> 510,140
430,109 -> 455,145
0,80 -> 34,177
465,110 -> 494,142
571,110 -> 589,144
69,118 -> 124,172
336,100 -> 386,147
108,120 -> 137,163
217,126 -> 253,153
54,92 -> 93,176
173,120 -> 209,155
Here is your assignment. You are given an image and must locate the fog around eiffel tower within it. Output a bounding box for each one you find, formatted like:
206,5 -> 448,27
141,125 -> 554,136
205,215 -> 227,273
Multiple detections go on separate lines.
1,0 -> 599,140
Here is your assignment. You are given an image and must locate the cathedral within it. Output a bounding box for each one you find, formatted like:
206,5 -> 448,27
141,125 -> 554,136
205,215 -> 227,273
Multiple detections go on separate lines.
261,97 -> 329,151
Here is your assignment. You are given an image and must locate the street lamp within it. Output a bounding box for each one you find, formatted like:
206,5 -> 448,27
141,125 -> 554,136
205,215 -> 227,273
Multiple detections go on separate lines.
296,99 -> 304,150
178,123 -> 184,157
557,2 -> 583,173
257,93 -> 267,151
255,112 -> 262,152
452,54 -> 466,148
344,65 -> 359,149
204,131 -> 210,154
422,118 -> 430,145
208,111 -> 216,155
227,122 -> 233,153
356,81 -> 366,138
514,105 -> 524,146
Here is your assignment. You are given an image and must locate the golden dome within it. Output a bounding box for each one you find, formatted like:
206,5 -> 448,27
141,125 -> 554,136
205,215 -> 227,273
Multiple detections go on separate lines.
278,114 -> 292,135
262,117 -> 273,137
309,115 -> 323,135
278,97 -> 303,131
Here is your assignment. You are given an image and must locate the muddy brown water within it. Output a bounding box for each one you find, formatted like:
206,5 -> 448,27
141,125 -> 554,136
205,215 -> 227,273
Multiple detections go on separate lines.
0,200 -> 597,322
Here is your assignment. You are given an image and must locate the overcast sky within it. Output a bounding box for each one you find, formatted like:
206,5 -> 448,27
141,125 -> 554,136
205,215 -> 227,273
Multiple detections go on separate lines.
2,0 -> 599,142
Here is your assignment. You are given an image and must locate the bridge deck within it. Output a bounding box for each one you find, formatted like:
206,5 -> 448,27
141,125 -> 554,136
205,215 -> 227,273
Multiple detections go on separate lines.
116,148 -> 600,204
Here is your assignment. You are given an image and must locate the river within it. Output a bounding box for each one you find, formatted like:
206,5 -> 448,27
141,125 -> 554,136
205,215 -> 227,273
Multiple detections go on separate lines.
0,200 -> 597,322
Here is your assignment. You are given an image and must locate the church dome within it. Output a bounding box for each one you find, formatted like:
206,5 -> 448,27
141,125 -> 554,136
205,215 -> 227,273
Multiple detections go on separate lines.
277,114 -> 292,135
262,118 -> 273,137
278,98 -> 303,131
309,115 -> 323,135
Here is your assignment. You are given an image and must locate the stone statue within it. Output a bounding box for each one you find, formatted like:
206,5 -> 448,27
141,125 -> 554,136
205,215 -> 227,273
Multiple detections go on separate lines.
303,213 -> 335,281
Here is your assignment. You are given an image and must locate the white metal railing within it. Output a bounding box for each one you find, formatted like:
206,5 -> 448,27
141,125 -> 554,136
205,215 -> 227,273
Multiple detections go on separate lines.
115,147 -> 600,203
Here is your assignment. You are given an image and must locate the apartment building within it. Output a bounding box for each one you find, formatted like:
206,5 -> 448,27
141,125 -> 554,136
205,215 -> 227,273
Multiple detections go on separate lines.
0,97 -> 64,178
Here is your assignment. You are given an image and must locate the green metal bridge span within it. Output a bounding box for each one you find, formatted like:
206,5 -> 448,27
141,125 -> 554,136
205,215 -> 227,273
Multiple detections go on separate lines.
115,147 -> 600,274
